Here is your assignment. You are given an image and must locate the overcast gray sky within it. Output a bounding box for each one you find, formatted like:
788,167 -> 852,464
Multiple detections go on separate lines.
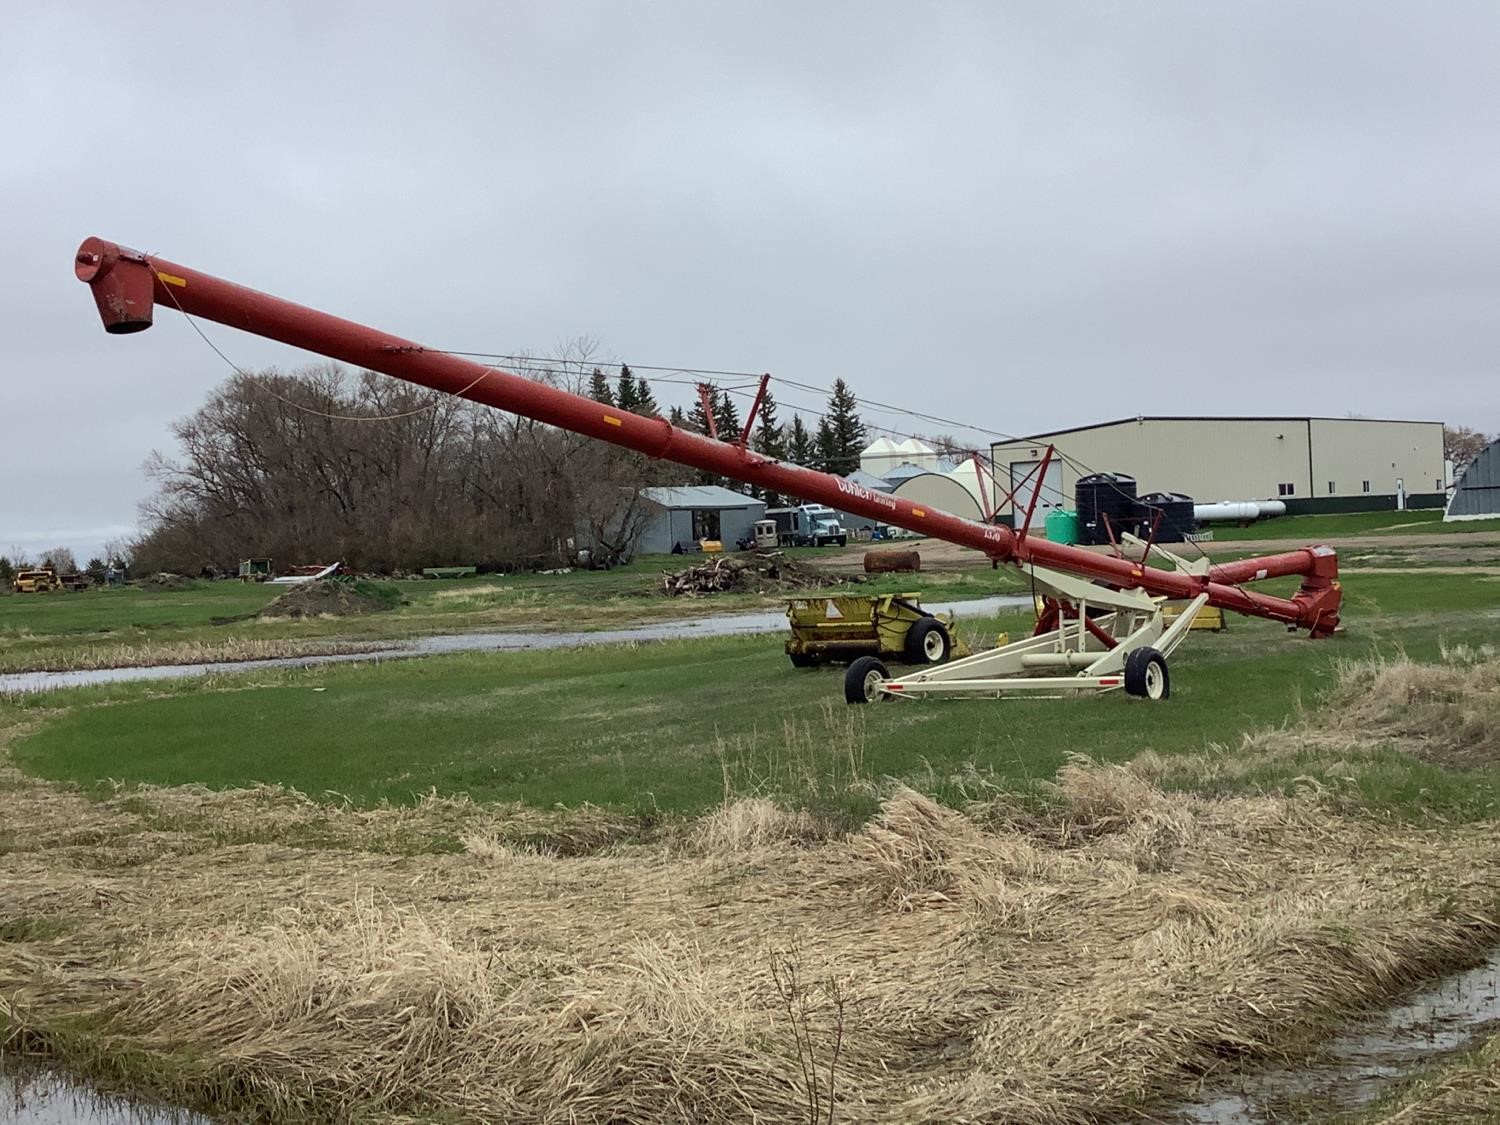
4,2 -> 1498,560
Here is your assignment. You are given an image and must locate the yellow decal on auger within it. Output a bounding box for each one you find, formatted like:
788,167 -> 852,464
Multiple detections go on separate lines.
912,508 -> 926,517
603,415 -> 622,426
157,272 -> 187,287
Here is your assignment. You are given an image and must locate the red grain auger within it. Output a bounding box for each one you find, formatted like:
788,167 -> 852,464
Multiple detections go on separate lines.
74,237 -> 1342,704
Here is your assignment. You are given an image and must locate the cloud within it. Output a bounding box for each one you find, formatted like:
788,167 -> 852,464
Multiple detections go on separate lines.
4,1 -> 1497,553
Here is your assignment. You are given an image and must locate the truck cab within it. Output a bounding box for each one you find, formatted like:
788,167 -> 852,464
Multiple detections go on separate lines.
767,504 -> 848,548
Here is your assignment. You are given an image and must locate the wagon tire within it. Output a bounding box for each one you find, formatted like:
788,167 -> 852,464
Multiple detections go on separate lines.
904,617 -> 952,665
845,656 -> 890,704
1123,647 -> 1170,700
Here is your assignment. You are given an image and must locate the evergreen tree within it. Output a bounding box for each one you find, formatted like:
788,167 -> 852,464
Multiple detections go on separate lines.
686,388 -> 712,435
751,389 -> 785,459
750,389 -> 787,507
0,557 -> 12,588
786,414 -> 815,467
822,378 -> 866,475
814,416 -> 838,473
668,405 -> 688,428
588,367 -> 614,406
632,372 -> 659,417
85,557 -> 107,583
714,389 -> 742,443
615,365 -> 640,413
684,387 -> 721,486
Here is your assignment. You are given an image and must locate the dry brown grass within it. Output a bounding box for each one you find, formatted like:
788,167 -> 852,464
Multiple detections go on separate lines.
1132,645 -> 1500,796
0,636 -> 395,674
4,655 -> 1500,1123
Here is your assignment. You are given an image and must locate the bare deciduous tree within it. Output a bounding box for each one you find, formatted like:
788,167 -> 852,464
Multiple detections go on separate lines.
131,357 -> 690,574
1445,425 -> 1494,476
40,547 -> 79,575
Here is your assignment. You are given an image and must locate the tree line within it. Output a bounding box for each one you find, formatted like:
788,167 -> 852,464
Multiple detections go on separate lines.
124,359 -> 870,575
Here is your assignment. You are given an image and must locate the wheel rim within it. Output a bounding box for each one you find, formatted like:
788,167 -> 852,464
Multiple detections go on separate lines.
862,668 -> 884,701
1145,662 -> 1164,699
923,630 -> 945,661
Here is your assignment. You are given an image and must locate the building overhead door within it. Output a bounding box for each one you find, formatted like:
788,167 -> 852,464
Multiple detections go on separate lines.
1010,459 -> 1064,523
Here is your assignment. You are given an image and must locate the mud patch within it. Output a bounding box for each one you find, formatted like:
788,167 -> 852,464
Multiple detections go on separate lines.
1175,946 -> 1500,1122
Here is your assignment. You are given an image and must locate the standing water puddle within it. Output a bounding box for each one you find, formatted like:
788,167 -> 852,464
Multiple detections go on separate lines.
1174,945 -> 1500,1122
0,594 -> 1029,696
0,1067 -> 209,1125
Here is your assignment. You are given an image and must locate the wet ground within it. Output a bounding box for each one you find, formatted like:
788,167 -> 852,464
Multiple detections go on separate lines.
1174,945 -> 1500,1122
0,1067 -> 208,1125
0,594 -> 1030,696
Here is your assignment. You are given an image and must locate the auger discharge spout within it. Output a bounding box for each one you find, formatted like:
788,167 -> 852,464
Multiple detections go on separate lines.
74,236 -> 1340,636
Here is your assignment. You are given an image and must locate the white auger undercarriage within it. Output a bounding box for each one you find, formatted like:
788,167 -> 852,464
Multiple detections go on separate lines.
844,539 -> 1212,703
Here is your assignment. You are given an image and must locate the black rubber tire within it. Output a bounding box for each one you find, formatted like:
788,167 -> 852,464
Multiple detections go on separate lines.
903,617 -> 952,665
1123,647 -> 1170,700
788,652 -> 819,669
844,656 -> 890,704
836,535 -> 848,547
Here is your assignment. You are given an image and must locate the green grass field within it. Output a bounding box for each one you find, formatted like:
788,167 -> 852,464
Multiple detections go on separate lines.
1207,508 -> 1500,541
6,519 -> 1500,1125
10,569 -> 1499,826
0,551 -> 1018,673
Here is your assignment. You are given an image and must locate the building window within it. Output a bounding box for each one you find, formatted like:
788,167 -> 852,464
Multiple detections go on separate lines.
1436,479 -> 1442,489
1278,483 -> 1296,497
1362,481 -> 1370,493
1327,481 -> 1336,495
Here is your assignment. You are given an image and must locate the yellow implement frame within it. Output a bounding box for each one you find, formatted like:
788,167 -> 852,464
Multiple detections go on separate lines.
785,593 -> 968,667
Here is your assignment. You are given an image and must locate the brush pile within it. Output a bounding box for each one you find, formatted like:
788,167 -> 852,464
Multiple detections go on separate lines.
661,551 -> 849,596
258,579 -> 398,619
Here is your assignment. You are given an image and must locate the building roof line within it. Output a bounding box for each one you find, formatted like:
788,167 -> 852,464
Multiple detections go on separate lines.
992,415 -> 1444,444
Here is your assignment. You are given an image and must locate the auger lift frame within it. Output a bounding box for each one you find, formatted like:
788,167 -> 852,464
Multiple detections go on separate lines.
72,237 -> 1343,705
844,538 -> 1211,703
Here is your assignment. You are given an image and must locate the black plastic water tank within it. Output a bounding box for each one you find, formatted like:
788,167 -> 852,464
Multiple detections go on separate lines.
1134,492 -> 1196,543
1075,472 -> 1137,545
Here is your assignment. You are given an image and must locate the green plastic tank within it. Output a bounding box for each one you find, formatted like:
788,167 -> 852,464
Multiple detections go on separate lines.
1043,509 -> 1081,545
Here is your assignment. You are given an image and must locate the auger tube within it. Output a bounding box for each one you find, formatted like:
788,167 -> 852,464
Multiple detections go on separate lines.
74,236 -> 1341,636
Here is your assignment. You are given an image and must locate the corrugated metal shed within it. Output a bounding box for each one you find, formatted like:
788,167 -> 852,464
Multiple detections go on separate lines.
1445,439 -> 1500,520
641,486 -> 761,510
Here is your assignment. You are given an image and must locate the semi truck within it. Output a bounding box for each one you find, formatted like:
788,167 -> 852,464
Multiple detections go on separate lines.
767,504 -> 847,547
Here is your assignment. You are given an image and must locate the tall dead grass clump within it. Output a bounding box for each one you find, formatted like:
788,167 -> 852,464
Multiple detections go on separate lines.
693,798 -> 826,853
1053,758 -> 1198,869
1325,648 -> 1500,766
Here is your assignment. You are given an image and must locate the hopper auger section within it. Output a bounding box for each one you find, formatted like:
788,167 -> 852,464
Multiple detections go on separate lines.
74,236 -> 1342,702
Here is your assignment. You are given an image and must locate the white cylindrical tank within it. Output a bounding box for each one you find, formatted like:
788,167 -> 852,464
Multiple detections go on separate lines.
1194,501 -> 1286,523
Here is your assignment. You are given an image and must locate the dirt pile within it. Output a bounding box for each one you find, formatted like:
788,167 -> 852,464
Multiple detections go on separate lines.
258,579 -> 398,619
661,551 -> 852,596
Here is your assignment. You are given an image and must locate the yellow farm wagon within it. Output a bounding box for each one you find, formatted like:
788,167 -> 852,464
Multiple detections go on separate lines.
784,593 -> 967,669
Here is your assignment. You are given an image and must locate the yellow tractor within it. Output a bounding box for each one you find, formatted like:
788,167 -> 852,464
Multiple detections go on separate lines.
12,568 -> 62,593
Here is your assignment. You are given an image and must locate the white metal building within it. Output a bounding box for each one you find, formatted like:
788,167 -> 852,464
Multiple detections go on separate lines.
988,416 -> 1446,524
